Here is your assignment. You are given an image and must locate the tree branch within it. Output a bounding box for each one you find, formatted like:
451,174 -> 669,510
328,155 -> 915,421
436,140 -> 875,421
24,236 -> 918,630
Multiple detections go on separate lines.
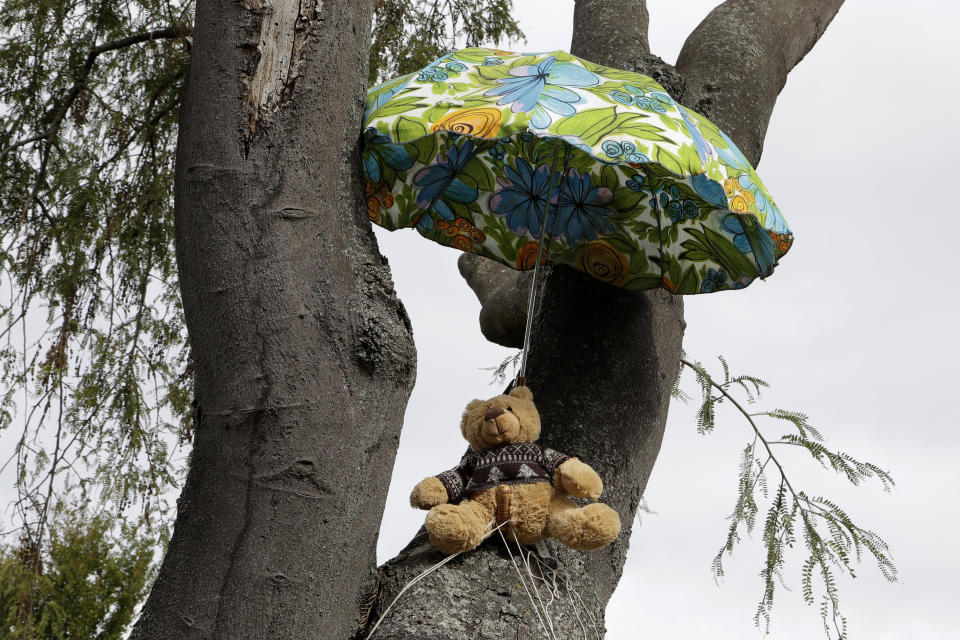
571,0 -> 650,64
681,358 -> 799,500
457,253 -> 530,348
0,25 -> 193,157
675,0 -> 845,165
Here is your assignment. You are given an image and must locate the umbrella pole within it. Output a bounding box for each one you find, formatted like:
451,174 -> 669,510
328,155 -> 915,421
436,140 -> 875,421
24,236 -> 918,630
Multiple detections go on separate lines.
517,139 -> 570,386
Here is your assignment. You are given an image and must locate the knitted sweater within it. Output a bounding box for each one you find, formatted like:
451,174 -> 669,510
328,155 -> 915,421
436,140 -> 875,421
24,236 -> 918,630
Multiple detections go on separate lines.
436,442 -> 570,503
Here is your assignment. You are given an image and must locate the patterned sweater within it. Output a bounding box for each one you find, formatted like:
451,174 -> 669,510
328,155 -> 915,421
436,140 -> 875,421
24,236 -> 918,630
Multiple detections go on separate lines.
436,442 -> 570,503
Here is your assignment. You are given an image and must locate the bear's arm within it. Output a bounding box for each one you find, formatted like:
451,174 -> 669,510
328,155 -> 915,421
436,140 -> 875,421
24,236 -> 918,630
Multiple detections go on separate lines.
410,452 -> 473,509
410,477 -> 448,509
544,447 -> 603,500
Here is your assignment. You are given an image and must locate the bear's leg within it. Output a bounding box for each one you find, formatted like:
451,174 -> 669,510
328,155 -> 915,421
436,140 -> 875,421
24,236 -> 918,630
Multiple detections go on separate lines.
508,482 -> 554,545
425,498 -> 495,554
546,495 -> 621,551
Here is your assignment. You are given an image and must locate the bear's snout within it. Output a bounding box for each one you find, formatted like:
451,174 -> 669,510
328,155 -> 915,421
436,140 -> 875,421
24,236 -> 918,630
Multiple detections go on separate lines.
484,406 -> 504,422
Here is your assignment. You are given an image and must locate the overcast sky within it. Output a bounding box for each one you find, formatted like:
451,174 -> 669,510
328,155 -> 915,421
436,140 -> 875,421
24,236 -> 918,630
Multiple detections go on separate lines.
373,1 -> 960,638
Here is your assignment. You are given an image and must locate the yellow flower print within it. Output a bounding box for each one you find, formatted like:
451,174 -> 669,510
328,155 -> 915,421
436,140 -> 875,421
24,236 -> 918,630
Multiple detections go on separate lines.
576,241 -> 629,285
515,241 -> 547,270
730,195 -> 751,213
431,107 -> 503,138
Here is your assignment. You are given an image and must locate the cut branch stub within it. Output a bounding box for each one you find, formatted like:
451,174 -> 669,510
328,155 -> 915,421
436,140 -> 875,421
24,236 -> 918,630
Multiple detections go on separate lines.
458,253 -> 531,349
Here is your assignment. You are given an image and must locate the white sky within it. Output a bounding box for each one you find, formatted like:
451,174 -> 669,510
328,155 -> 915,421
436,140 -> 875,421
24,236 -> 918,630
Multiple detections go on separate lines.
373,1 -> 960,638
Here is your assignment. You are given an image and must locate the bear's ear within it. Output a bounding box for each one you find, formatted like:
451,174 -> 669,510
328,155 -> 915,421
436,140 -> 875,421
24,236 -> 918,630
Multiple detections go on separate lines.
509,386 -> 533,401
461,399 -> 486,439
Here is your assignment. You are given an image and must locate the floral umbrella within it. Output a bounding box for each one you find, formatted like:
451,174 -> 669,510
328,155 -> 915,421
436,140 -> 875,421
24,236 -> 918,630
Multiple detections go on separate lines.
361,47 -> 792,295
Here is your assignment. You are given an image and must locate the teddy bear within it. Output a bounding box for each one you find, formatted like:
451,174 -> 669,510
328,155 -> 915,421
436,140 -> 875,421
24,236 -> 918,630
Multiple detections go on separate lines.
410,385 -> 621,554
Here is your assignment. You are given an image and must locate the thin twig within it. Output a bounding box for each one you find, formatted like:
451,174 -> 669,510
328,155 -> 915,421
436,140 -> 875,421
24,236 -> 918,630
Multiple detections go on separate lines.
681,358 -> 800,502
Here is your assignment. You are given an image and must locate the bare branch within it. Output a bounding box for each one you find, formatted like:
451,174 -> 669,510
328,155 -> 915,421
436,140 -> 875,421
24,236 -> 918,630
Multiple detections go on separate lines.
675,0 -> 845,164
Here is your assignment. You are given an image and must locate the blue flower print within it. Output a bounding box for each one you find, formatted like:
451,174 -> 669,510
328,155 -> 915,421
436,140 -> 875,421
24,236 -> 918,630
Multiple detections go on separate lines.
417,66 -> 448,82
362,128 -> 415,182
626,174 -> 645,191
601,140 -> 623,157
700,268 -> 728,293
715,128 -> 750,171
414,137 -> 480,225
634,96 -> 667,113
657,186 -> 699,223
722,214 -> 753,253
690,173 -> 727,207
621,84 -> 671,113
678,106 -> 713,163
445,62 -> 466,72
722,213 -> 777,274
489,142 -> 506,163
666,200 -> 683,222
488,158 -> 552,237
601,139 -> 649,164
552,168 -> 615,244
484,56 -> 599,129
621,141 -> 649,164
482,56 -> 503,66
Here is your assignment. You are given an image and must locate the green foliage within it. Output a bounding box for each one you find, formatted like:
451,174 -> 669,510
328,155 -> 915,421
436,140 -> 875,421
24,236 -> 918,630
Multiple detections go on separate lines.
0,0 -> 520,554
0,0 -> 195,551
368,0 -> 524,85
686,354 -> 768,434
0,503 -> 157,639
680,355 -> 896,640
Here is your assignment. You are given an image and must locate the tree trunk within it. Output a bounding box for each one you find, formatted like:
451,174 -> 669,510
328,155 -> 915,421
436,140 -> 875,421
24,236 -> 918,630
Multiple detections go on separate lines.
366,1 -> 847,638
131,1 -> 416,639
364,5 -> 685,640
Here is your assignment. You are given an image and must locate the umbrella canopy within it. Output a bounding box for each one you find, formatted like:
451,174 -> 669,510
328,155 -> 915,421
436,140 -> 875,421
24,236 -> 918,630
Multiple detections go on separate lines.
362,47 -> 792,294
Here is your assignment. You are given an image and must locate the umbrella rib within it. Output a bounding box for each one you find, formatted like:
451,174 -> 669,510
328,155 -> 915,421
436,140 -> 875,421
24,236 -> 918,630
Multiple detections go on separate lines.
651,183 -> 665,284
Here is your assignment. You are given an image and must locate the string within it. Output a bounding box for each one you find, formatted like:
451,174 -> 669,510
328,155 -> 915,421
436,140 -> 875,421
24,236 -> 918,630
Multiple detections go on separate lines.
518,139 -> 570,382
365,519 -> 510,639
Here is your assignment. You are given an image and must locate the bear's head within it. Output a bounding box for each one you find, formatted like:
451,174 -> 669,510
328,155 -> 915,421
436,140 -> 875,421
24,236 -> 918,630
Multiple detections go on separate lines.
460,385 -> 540,451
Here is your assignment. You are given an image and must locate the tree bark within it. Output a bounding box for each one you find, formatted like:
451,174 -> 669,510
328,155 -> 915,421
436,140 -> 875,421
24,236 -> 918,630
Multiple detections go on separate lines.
131,1 -> 416,639
367,1 -> 846,639
571,0 -> 650,67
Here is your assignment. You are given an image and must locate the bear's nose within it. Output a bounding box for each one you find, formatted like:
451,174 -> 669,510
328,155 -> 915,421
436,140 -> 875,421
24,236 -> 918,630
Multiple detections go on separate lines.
484,407 -> 504,422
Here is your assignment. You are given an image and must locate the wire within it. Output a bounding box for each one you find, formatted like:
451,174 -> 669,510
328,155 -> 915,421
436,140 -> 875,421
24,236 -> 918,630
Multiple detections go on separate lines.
518,138 -> 571,381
